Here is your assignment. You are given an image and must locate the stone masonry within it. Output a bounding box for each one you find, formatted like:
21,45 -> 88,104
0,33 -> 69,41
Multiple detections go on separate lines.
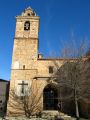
7,7 -> 73,116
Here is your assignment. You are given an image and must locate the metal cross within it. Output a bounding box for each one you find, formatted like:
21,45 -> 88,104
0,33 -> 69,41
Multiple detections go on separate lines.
18,81 -> 28,94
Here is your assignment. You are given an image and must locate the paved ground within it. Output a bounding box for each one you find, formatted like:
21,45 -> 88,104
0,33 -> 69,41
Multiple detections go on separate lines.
0,115 -> 71,120
0,117 -> 75,120
0,117 -> 89,120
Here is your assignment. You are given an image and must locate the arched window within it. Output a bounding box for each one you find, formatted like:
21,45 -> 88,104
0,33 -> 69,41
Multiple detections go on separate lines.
24,21 -> 30,30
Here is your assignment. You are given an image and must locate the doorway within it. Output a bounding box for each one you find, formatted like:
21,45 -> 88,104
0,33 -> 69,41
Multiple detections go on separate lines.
43,84 -> 58,110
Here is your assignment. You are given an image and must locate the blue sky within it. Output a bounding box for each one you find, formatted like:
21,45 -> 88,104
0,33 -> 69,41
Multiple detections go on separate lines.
0,0 -> 90,80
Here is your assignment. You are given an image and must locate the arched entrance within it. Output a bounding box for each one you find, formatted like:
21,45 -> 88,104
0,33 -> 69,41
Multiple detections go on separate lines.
43,84 -> 58,110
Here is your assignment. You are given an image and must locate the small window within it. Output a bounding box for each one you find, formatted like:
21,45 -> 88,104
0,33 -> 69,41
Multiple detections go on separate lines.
0,107 -> 2,110
0,100 -> 2,103
27,13 -> 30,16
23,65 -> 25,70
24,21 -> 30,30
49,66 -> 54,74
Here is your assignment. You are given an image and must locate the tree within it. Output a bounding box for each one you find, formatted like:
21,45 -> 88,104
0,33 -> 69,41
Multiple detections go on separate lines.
7,79 -> 43,118
22,80 -> 43,118
50,38 -> 90,119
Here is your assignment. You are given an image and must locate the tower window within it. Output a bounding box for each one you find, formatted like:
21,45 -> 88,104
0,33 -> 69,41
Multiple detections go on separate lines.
49,66 -> 54,74
24,21 -> 30,30
0,107 -> 3,110
23,65 -> 25,70
0,100 -> 2,103
27,13 -> 30,16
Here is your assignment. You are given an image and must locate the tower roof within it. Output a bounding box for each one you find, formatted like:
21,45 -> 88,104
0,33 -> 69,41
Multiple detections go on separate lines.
21,7 -> 37,17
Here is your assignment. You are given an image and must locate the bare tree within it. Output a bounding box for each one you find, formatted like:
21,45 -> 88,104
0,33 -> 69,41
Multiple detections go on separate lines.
22,80 -> 43,118
7,79 -> 43,118
50,38 -> 90,119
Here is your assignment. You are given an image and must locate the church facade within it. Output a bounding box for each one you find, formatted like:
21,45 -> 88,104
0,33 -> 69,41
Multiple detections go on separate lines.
7,7 -> 64,116
7,7 -> 90,117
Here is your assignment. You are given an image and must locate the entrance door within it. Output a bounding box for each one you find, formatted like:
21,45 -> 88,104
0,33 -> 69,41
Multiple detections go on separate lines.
43,85 -> 58,110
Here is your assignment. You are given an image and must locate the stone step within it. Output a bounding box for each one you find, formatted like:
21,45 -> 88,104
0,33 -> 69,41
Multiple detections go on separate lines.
42,110 -> 65,116
42,110 -> 74,120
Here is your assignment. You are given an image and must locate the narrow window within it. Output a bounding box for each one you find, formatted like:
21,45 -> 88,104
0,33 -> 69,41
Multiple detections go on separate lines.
49,66 -> 54,74
24,21 -> 30,30
23,65 -> 25,70
0,100 -> 2,103
0,107 -> 2,110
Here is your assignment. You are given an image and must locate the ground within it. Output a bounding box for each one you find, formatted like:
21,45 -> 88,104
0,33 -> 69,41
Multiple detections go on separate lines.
0,116 -> 89,120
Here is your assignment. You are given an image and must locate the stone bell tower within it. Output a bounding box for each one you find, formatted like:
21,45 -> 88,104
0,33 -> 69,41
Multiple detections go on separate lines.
7,7 -> 39,116
12,7 -> 39,70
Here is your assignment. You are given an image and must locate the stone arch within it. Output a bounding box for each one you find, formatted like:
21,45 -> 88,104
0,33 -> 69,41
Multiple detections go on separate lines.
43,84 -> 58,110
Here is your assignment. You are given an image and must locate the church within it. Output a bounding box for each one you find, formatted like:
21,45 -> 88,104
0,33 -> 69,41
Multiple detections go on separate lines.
7,7 -> 90,117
